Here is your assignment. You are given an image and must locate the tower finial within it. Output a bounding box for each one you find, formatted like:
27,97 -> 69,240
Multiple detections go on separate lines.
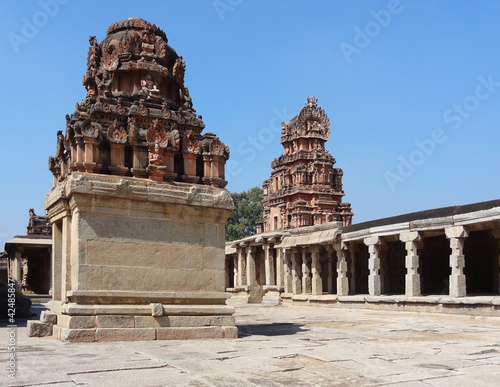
306,95 -> 318,107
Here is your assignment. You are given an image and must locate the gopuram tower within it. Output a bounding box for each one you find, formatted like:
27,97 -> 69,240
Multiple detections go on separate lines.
29,18 -> 236,341
262,97 -> 353,232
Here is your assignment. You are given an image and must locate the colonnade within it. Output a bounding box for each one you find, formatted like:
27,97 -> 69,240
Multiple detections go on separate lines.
226,225 -> 500,300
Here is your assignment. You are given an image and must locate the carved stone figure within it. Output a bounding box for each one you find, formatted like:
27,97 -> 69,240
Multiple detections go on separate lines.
107,120 -> 127,144
180,85 -> 193,111
173,56 -> 186,84
149,142 -> 164,166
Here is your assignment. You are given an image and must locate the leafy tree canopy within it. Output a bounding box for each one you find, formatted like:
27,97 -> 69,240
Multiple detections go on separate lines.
226,186 -> 263,242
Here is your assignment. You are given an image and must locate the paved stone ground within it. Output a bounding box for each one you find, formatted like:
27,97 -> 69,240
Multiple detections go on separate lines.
1,302 -> 500,386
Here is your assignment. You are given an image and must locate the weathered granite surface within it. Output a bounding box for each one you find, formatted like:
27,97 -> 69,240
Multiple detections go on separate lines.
40,173 -> 235,341
4,303 -> 500,386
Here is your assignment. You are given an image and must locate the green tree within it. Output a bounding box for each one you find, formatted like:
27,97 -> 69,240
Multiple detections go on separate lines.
226,186 -> 263,241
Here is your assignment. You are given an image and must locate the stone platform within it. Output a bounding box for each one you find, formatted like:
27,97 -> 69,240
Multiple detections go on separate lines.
32,173 -> 236,341
281,293 -> 500,317
4,303 -> 500,386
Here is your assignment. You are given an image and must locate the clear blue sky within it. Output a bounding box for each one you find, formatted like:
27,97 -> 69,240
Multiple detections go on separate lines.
1,1 -> 500,248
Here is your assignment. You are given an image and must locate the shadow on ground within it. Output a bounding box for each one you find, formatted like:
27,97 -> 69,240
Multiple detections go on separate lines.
0,302 -> 47,328
237,322 -> 309,338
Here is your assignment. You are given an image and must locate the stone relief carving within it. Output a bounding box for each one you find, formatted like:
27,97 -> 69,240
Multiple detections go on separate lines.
182,131 -> 200,154
146,119 -> 168,148
173,56 -> 186,84
209,138 -> 225,156
107,120 -> 128,144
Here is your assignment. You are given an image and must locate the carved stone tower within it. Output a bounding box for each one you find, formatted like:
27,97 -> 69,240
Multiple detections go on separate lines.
31,18 -> 236,342
262,97 -> 353,232
49,18 -> 229,187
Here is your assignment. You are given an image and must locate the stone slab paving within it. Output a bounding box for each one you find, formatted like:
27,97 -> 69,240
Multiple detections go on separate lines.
1,303 -> 500,386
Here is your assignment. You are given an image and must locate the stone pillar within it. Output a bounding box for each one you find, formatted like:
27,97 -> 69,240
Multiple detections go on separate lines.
13,249 -> 23,289
283,249 -> 292,293
400,231 -> 422,297
445,226 -> 469,298
48,246 -> 53,296
491,230 -> 500,295
348,243 -> 356,294
232,255 -> 238,288
334,242 -> 349,296
325,245 -> 334,294
310,246 -> 322,295
83,138 -> 97,173
258,246 -> 266,285
51,222 -> 63,301
224,259 -> 230,289
302,249 -> 311,294
211,155 -> 221,180
276,247 -> 284,288
291,248 -> 302,295
264,244 -> 276,286
61,215 -> 72,303
109,143 -> 127,175
163,150 -> 177,180
246,246 -> 256,286
76,137 -> 85,171
364,236 -> 383,296
20,258 -> 28,290
237,246 -> 247,286
182,153 -> 199,183
131,147 -> 148,178
203,154 -> 212,184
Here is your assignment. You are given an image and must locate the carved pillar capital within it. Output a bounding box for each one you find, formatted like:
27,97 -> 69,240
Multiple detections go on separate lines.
399,231 -> 421,243
445,226 -> 469,239
364,236 -> 382,246
333,240 -> 348,252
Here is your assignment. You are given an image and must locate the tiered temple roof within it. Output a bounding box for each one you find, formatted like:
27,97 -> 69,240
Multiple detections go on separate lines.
262,96 -> 353,231
49,17 -> 229,187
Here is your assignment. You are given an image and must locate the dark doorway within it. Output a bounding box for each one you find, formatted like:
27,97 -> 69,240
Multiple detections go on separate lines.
226,257 -> 235,288
351,243 -> 369,294
26,249 -> 51,294
384,241 -> 406,294
419,235 -> 450,295
464,230 -> 498,294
